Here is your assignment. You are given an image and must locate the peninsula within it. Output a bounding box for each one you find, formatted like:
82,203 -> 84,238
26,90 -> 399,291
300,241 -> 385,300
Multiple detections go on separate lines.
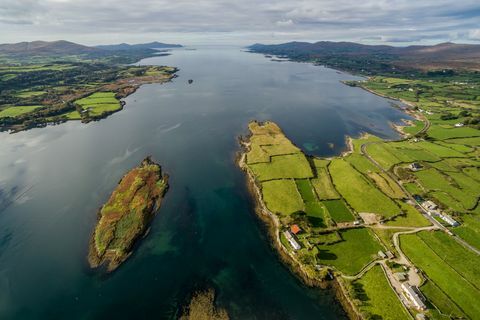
88,157 -> 169,272
239,117 -> 479,319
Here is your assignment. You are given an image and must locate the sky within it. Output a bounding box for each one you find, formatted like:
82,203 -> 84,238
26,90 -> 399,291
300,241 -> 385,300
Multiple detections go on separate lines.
1,0 -> 480,46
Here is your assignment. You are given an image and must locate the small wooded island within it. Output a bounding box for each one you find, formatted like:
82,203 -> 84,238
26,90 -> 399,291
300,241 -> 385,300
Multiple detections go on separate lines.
88,157 -> 169,272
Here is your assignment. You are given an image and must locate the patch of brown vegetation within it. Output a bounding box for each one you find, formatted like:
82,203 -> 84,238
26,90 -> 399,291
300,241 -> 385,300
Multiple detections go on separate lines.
179,289 -> 229,320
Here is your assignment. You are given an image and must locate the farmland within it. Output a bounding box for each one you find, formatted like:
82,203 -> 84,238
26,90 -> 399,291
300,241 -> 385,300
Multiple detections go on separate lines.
240,121 -> 423,319
240,97 -> 479,319
400,231 -> 480,318
317,228 -> 382,275
0,61 -> 177,132
349,265 -> 410,320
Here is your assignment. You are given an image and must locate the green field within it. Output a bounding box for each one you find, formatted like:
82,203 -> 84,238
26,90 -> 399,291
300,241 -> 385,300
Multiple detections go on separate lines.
261,179 -> 304,215
401,231 -> 480,318
75,91 -> 121,117
317,228 -> 382,275
0,105 -> 43,118
322,199 -> 355,223
329,159 -> 400,218
453,214 -> 480,249
385,201 -> 430,227
249,154 -> 314,181
351,265 -> 409,320
311,167 -> 339,200
415,168 -> 477,211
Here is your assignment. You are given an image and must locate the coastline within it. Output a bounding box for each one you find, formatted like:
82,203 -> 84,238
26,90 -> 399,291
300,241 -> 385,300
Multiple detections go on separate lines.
237,135 -> 361,319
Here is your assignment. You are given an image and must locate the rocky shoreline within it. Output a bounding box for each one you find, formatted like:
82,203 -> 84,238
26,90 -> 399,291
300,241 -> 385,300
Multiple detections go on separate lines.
237,133 -> 360,319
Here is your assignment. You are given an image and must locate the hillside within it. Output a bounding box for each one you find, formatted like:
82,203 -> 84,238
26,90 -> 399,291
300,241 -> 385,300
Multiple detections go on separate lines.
96,41 -> 182,50
0,40 -> 97,55
0,40 -> 183,64
248,41 -> 480,74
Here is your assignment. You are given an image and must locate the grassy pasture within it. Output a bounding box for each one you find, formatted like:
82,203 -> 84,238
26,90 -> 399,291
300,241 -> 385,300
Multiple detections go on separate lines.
367,171 -> 405,199
427,125 -> 480,140
317,228 -> 382,275
385,201 -> 430,227
415,168 -> 477,210
322,199 -> 355,223
261,179 -> 304,215
329,159 -> 400,217
401,231 -> 480,318
345,153 -> 377,173
351,265 -> 409,320
0,105 -> 43,118
421,280 -> 465,319
311,167 -> 339,200
453,214 -> 480,249
365,143 -> 401,169
75,91 -> 121,117
249,154 -> 313,181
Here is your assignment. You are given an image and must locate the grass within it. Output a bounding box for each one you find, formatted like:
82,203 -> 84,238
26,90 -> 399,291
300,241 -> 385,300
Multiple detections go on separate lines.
427,125 -> 480,140
367,171 -> 405,199
311,167 -> 339,200
249,154 -> 314,181
453,214 -> 480,249
365,143 -> 401,169
322,199 -> 355,223
401,231 -> 480,318
415,168 -> 477,211
317,228 -> 382,275
351,265 -> 409,320
329,159 -> 400,218
421,280 -> 465,319
0,105 -> 43,118
385,201 -> 430,227
75,91 -> 121,117
261,179 -> 304,215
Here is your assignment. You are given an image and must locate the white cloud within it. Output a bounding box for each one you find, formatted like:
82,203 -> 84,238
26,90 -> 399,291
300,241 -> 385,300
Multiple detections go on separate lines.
468,29 -> 480,40
276,19 -> 294,27
0,0 -> 479,45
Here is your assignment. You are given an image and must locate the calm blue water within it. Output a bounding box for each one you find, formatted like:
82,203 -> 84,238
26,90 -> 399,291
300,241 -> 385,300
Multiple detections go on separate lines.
0,46 -> 408,319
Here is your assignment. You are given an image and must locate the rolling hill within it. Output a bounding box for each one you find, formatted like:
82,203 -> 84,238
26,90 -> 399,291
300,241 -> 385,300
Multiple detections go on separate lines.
248,41 -> 480,73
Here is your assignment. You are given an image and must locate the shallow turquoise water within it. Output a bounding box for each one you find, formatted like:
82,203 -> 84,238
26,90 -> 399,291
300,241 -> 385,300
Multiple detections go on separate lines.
0,46 -> 409,319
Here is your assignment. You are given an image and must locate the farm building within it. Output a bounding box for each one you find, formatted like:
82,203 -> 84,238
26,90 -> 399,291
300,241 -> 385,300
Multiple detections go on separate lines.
421,200 -> 437,211
386,251 -> 395,259
401,283 -> 427,310
439,214 -> 459,227
454,123 -> 464,127
395,272 -> 407,282
410,163 -> 422,171
283,230 -> 301,250
378,250 -> 387,259
290,224 -> 301,235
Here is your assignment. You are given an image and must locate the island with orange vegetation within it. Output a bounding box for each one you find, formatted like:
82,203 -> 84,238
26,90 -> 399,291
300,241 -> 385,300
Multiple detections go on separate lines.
88,157 -> 169,271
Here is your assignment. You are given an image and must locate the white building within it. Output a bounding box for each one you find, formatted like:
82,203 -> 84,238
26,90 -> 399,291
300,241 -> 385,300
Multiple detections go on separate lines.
439,214 -> 460,227
402,283 -> 427,310
283,230 -> 301,250
421,200 -> 437,211
454,123 -> 464,127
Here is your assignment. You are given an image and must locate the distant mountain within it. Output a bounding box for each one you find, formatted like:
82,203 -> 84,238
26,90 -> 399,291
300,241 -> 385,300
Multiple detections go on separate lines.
96,42 -> 183,51
248,41 -> 480,73
0,40 -> 97,56
0,40 -> 183,64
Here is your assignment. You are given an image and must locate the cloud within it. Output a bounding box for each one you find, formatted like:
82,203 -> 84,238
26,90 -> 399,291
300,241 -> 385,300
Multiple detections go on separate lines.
276,19 -> 294,27
468,29 -> 480,40
0,0 -> 479,44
